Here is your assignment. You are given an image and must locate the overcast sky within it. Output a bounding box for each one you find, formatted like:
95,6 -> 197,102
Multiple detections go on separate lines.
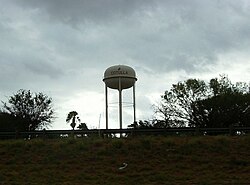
1,0 -> 250,129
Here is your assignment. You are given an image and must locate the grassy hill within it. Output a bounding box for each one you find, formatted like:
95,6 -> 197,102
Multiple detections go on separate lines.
0,135 -> 250,185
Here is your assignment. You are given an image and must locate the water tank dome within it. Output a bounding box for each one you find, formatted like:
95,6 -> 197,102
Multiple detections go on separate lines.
103,65 -> 137,90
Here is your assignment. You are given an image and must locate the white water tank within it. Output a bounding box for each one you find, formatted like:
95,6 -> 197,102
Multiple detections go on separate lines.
103,65 -> 137,90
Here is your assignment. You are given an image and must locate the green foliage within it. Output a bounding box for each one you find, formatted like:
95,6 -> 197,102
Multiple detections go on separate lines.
156,75 -> 250,128
1,89 -> 54,131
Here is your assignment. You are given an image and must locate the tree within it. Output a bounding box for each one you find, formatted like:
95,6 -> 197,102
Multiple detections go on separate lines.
128,119 -> 170,129
1,89 -> 54,131
128,120 -> 154,129
0,112 -> 25,132
66,111 -> 80,130
77,123 -> 89,137
194,86 -> 250,128
156,75 -> 250,128
155,78 -> 208,127
77,123 -> 88,130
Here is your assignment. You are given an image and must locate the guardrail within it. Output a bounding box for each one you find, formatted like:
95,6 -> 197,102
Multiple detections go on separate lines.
0,127 -> 250,139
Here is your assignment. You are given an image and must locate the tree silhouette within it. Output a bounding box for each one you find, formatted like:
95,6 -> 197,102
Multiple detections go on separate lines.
155,78 -> 207,127
66,111 -> 80,130
1,89 -> 54,131
77,123 -> 88,130
0,112 -> 25,132
156,75 -> 250,128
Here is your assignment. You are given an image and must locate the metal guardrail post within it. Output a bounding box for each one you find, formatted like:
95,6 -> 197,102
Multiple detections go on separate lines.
42,129 -> 46,140
195,126 -> 201,136
229,125 -> 234,136
15,130 -> 19,139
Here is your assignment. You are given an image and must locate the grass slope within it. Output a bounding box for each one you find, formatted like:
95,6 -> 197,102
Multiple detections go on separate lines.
0,135 -> 250,185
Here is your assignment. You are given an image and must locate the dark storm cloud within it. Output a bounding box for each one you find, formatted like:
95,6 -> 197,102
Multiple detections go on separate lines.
2,0 -> 250,79
12,0 -> 250,74
1,0 -> 250,129
14,0 -> 155,25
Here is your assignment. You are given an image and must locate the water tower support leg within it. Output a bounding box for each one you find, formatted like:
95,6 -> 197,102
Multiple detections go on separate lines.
105,85 -> 108,129
119,78 -> 122,133
133,85 -> 136,124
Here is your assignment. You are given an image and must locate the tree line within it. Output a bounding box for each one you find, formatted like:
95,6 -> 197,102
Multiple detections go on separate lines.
130,75 -> 250,129
0,75 -> 249,133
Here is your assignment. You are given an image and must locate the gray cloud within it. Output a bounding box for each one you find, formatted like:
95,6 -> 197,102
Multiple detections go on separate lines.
14,0 -> 155,25
10,0 -> 250,73
1,0 -> 250,129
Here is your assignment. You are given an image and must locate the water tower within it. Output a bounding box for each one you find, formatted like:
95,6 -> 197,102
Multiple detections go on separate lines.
103,65 -> 137,129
